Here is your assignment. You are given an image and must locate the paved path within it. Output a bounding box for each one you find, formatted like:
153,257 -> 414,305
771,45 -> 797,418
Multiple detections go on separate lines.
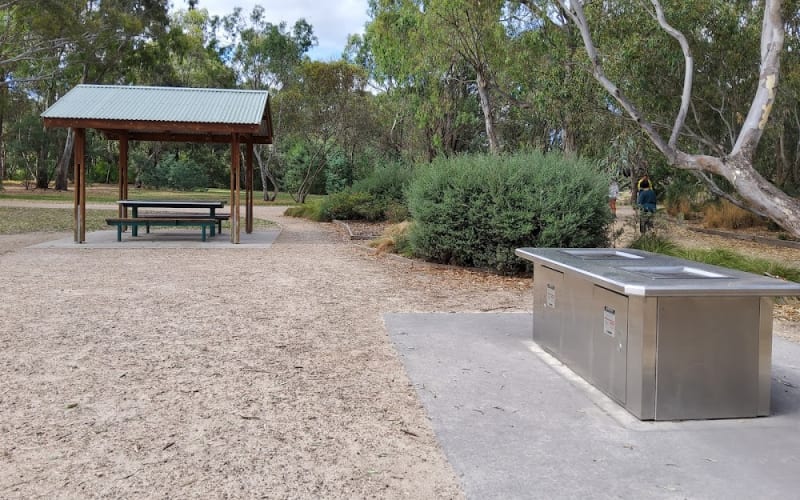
387,313 -> 800,500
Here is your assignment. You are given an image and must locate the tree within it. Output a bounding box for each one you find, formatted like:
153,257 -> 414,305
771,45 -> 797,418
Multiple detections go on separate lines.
0,0 -> 86,189
541,0 -> 800,237
45,0 -> 175,190
224,5 -> 316,200
423,0 -> 507,153
280,61 -> 371,203
363,0 -> 484,160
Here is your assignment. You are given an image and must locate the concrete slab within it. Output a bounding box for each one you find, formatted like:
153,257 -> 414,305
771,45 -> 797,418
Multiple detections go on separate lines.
28,228 -> 281,249
385,313 -> 800,500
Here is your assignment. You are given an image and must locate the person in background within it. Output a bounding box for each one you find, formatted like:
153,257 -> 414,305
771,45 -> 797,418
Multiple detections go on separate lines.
636,178 -> 657,233
608,179 -> 619,218
637,174 -> 651,191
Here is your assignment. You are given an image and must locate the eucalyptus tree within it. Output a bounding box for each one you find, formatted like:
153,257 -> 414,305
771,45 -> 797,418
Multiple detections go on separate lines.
0,0 -> 86,188
529,0 -> 800,236
42,0 -> 174,190
364,0 -> 484,160
502,1 -> 621,155
279,61 -> 371,202
221,5 -> 316,200
423,0 -> 509,153
762,4 -> 800,192
169,8 -> 236,88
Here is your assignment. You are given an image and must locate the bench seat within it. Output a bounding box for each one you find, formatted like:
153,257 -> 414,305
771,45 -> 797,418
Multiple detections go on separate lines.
137,212 -> 230,234
105,217 -> 219,242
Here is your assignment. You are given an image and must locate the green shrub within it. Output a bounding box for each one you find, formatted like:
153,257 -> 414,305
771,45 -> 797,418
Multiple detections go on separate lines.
628,233 -> 680,254
352,162 -> 414,205
284,200 -> 326,221
320,191 -> 384,221
385,200 -> 410,223
406,152 -> 611,273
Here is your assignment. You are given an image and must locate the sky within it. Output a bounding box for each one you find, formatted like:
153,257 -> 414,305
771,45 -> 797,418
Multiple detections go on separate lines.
174,0 -> 371,61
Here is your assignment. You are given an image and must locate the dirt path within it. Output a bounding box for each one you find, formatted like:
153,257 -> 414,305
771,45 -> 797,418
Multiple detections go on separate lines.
0,205 -> 528,499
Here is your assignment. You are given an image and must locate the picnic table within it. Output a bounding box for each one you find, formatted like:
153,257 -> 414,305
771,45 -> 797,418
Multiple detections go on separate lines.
106,200 -> 229,241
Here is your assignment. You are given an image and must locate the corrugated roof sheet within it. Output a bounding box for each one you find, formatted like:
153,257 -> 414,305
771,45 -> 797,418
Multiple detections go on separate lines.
41,85 -> 269,125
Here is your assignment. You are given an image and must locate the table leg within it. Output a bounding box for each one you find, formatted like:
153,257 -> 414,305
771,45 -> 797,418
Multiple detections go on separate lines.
132,207 -> 139,237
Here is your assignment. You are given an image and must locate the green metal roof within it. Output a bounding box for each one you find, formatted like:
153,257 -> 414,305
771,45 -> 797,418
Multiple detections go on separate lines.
42,84 -> 269,125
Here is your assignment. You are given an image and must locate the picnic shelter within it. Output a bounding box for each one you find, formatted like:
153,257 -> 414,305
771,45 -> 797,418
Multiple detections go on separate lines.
41,84 -> 274,243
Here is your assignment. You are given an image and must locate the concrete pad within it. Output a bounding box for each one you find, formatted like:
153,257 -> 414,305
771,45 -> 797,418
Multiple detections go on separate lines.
385,313 -> 800,500
28,228 -> 281,249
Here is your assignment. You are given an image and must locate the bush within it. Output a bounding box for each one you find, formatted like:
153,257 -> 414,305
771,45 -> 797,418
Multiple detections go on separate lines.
320,191 -> 384,221
284,200 -> 326,221
369,221 -> 413,256
406,152 -> 611,273
314,163 -> 416,222
352,161 -> 414,205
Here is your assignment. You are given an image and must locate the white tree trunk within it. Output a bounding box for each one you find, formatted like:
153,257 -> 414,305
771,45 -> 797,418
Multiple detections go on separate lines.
476,71 -> 500,154
557,0 -> 800,237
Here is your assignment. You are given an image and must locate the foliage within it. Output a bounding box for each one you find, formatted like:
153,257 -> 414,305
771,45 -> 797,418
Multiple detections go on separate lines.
627,232 -> 680,255
283,200 -> 326,221
313,161 -> 417,222
369,221 -> 413,256
279,60 -> 373,202
319,191 -> 384,221
351,161 -> 415,206
406,151 -> 611,273
324,148 -> 352,195
139,153 -> 208,191
660,171 -> 705,218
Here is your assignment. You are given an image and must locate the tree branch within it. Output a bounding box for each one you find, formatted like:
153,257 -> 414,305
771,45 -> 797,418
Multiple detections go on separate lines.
645,0 -> 693,148
556,0 -> 676,162
693,170 -> 769,217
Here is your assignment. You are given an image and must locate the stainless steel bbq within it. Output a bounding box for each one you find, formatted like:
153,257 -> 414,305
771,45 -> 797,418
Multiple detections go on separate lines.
516,247 -> 800,420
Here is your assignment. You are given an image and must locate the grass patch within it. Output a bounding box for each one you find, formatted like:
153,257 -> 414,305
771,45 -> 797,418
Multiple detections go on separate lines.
0,183 -> 317,206
629,233 -> 800,282
0,207 -> 118,234
703,200 -> 765,230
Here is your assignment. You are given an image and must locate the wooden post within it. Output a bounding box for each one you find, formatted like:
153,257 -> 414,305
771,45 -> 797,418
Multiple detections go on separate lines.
231,134 -> 241,244
119,134 -> 128,218
73,128 -> 86,243
246,139 -> 254,234
72,128 -> 80,243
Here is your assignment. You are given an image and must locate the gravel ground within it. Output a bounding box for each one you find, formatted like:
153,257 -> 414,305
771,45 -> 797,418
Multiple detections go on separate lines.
0,205 -> 529,499
0,202 -> 797,498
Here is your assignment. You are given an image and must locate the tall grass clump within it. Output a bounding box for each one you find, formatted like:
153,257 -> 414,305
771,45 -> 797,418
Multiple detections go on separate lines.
703,200 -> 765,230
406,152 -> 612,273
